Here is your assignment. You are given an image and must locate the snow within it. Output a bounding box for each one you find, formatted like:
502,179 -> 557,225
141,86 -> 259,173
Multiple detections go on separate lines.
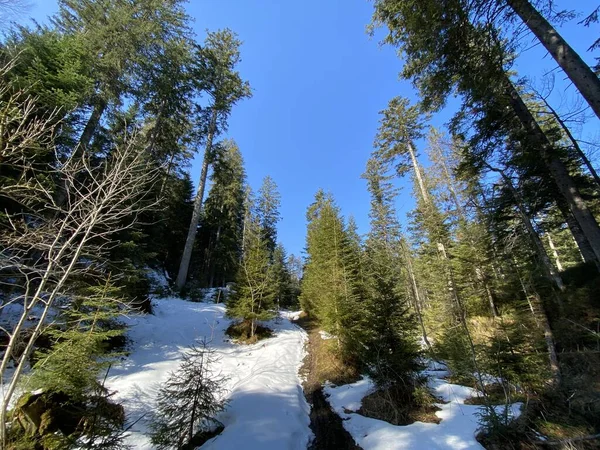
106,298 -> 312,449
318,330 -> 335,340
324,361 -> 522,450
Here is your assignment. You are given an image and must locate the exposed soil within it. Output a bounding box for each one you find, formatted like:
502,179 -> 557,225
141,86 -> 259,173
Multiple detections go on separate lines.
295,316 -> 361,450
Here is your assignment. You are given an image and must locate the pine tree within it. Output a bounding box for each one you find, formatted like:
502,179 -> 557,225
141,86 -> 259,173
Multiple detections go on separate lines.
150,340 -> 226,450
300,191 -> 365,362
194,140 -> 246,287
52,0 -> 192,153
227,191 -> 276,339
362,157 -> 420,387
371,0 -> 600,265
271,244 -> 299,309
175,30 -> 252,291
256,175 -> 281,254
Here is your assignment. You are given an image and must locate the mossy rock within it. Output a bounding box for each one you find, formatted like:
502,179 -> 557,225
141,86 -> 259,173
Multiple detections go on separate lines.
13,390 -> 125,448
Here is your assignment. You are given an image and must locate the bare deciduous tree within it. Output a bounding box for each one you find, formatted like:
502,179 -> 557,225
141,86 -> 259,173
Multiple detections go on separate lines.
0,59 -> 160,443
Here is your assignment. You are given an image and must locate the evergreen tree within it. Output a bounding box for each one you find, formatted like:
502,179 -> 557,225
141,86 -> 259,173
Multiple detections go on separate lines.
362,157 -> 420,387
271,244 -> 298,309
52,0 -> 192,153
176,30 -> 252,291
227,191 -> 276,339
371,0 -> 600,265
194,140 -> 246,287
300,191 -> 365,362
256,175 -> 282,254
150,340 -> 226,450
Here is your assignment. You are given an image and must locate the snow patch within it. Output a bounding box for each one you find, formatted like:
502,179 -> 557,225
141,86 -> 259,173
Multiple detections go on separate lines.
280,310 -> 303,321
106,298 -> 312,449
318,330 -> 335,340
324,364 -> 522,450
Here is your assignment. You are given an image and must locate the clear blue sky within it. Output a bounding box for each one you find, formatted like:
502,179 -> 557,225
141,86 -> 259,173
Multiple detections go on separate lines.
16,1 -> 600,258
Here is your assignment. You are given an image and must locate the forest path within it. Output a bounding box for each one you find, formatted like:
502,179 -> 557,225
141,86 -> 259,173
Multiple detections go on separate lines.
296,316 -> 362,450
106,298 -> 312,449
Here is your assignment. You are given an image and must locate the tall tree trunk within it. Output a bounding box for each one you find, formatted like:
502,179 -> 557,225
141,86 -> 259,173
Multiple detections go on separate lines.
537,93 -> 600,190
76,98 -> 107,155
407,143 -> 429,203
175,109 -> 219,291
555,196 -> 598,265
515,263 -> 561,385
430,141 -> 499,317
401,240 -> 432,350
506,0 -> 600,120
547,233 -> 563,271
489,164 -> 566,291
409,143 -> 471,321
505,80 -> 600,264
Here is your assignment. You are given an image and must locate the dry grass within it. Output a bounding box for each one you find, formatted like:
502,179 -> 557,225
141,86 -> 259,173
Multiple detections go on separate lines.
464,383 -> 528,406
294,315 -> 360,390
225,320 -> 273,344
358,383 -> 441,425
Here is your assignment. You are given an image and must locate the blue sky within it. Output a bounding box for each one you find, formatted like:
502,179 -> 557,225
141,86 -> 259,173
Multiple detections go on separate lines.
16,1 -> 600,257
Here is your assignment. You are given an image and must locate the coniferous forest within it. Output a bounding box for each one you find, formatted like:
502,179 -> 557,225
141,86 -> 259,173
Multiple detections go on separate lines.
1,1 -> 600,449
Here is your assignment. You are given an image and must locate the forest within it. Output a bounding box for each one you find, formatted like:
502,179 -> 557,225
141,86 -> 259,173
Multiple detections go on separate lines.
0,0 -> 599,449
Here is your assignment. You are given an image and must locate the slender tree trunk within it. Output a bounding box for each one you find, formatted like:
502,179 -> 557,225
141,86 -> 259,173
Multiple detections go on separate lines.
409,143 -> 469,321
476,267 -> 499,317
403,241 -> 432,350
175,109 -> 219,291
505,80 -> 600,264
555,196 -> 598,265
490,165 -> 566,291
407,143 -> 429,203
515,264 -> 561,385
431,143 -> 500,317
76,98 -> 107,154
547,233 -> 564,271
506,0 -> 600,120
437,240 -> 494,410
537,94 -> 600,190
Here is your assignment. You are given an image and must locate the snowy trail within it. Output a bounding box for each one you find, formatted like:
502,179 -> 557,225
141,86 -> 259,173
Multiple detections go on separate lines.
106,298 -> 311,449
324,362 -> 522,450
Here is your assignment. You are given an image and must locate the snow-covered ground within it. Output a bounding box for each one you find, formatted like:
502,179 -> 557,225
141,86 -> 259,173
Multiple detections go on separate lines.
324,362 -> 522,450
106,298 -> 311,449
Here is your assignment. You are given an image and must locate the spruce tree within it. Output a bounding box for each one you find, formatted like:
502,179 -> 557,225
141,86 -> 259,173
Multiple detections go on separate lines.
256,175 -> 281,254
150,340 -> 226,450
362,157 -> 420,387
176,30 -> 252,291
300,191 -> 365,362
194,140 -> 246,287
227,192 -> 276,339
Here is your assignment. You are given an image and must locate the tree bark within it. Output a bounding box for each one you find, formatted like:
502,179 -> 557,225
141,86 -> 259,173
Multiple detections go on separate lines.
506,0 -> 600,120
402,240 -> 432,350
76,98 -> 107,155
547,233 -> 563,272
490,164 -> 566,291
515,265 -> 561,385
555,196 -> 598,265
505,80 -> 600,264
537,93 -> 600,190
407,143 -> 429,203
175,109 -> 219,291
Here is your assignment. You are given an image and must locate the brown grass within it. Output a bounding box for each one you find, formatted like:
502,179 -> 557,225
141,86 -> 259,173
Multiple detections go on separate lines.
358,383 -> 441,426
225,320 -> 273,344
464,383 -> 528,406
294,315 -> 360,390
